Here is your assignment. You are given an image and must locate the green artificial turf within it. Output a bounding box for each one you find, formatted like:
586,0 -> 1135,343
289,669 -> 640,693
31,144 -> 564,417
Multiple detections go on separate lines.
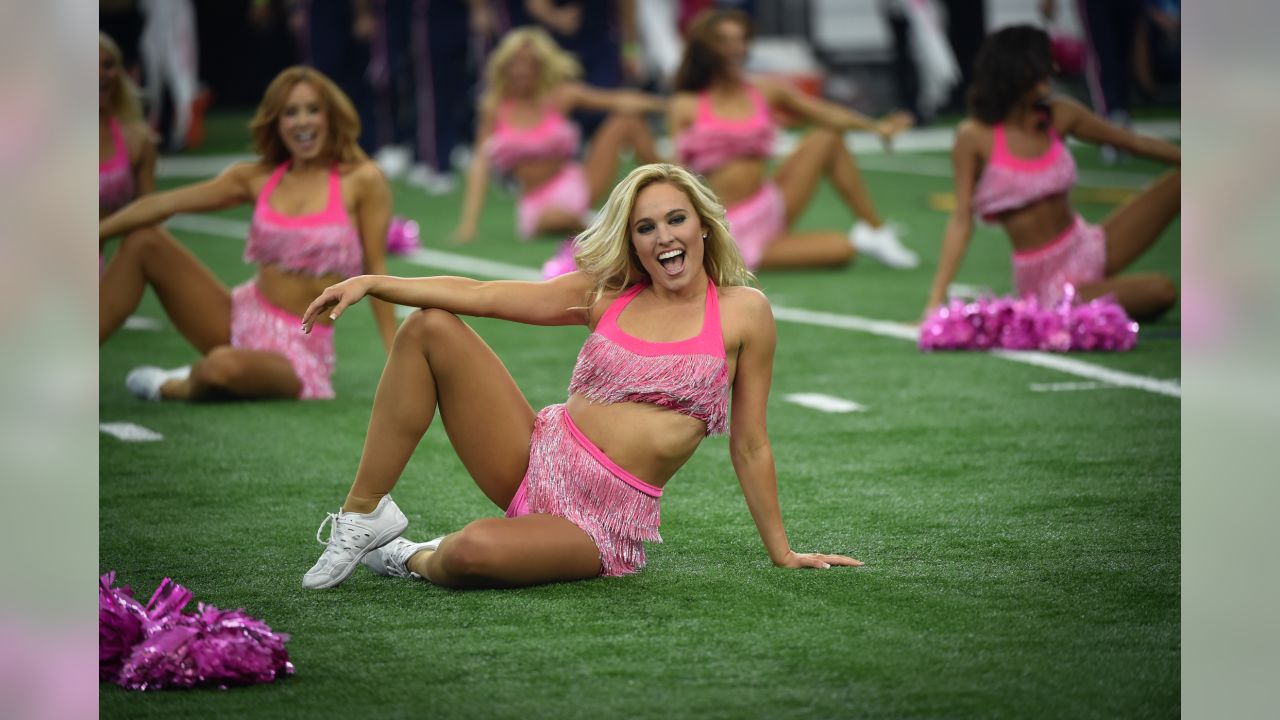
100,116 -> 1179,718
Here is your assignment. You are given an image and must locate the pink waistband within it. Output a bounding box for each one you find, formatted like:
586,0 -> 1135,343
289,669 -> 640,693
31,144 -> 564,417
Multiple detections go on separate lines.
561,408 -> 663,498
1012,215 -> 1085,261
246,281 -> 334,337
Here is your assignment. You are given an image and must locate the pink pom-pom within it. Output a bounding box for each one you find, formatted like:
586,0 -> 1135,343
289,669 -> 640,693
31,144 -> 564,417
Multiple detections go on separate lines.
386,216 -> 421,255
101,572 -> 293,691
918,284 -> 1138,353
99,572 -> 146,681
541,237 -> 579,279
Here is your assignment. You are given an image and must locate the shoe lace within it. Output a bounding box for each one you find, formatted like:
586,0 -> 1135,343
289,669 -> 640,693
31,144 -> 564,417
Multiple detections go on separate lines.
315,510 -> 347,548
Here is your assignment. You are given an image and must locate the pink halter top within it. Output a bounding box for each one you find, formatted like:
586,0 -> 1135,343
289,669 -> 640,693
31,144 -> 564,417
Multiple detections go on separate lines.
244,162 -> 364,279
676,84 -> 777,175
971,123 -> 1077,223
569,280 -> 729,436
486,101 -> 581,174
99,117 -> 135,215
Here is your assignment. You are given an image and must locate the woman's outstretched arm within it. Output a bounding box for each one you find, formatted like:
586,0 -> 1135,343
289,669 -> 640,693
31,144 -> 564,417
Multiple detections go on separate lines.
301,269 -> 597,332
1053,97 -> 1180,165
100,162 -> 256,242
728,288 -> 863,569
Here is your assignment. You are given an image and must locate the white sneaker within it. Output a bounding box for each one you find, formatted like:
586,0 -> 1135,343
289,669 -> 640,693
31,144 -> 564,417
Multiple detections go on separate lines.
406,164 -> 457,195
360,535 -> 445,578
850,221 -> 920,270
374,145 -> 412,179
303,495 -> 410,589
125,365 -> 191,401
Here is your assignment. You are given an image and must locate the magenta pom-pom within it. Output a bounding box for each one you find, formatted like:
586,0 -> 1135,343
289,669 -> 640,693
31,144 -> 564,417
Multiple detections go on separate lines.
386,216 -> 421,255
919,285 -> 1138,353
541,236 -> 579,279
100,572 -> 293,691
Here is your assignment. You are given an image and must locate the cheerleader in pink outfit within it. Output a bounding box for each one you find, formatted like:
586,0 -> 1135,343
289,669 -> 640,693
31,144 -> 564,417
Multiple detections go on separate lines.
452,27 -> 664,244
99,33 -> 154,219
301,164 -> 862,590
925,25 -> 1180,320
99,67 -> 398,401
671,9 -> 918,271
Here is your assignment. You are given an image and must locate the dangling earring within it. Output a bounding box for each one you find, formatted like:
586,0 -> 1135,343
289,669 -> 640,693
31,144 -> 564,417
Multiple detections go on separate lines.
702,232 -> 708,239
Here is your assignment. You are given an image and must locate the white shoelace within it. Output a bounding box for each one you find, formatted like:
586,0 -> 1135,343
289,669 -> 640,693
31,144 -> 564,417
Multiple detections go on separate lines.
315,510 -> 350,548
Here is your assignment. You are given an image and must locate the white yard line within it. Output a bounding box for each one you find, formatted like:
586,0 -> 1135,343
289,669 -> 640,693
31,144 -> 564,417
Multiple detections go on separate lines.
164,219 -> 1179,399
1030,381 -> 1113,392
783,393 -> 866,413
123,315 -> 163,331
100,422 -> 164,442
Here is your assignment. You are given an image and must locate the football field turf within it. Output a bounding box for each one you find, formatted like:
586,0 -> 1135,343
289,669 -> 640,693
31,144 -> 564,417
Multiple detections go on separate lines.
100,119 -> 1180,718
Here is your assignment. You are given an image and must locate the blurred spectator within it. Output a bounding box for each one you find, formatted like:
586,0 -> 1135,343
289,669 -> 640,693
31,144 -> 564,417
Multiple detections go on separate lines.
138,0 -> 211,151
295,0 -> 378,154
370,1 -> 496,193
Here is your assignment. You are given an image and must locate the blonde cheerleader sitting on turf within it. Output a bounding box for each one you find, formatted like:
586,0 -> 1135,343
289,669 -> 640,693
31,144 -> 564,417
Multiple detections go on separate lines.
302,163 -> 862,589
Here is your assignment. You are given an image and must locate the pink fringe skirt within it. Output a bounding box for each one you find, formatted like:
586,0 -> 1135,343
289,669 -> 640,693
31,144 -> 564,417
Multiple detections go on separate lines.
516,163 -> 591,240
507,404 -> 663,577
1013,215 -> 1107,308
724,181 -> 787,270
230,281 -> 336,400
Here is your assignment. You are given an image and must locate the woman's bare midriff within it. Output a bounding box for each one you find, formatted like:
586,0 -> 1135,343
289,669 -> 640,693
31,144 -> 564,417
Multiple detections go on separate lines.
703,158 -> 768,207
565,394 -> 708,490
997,193 -> 1079,253
256,264 -> 343,327
512,157 -> 570,193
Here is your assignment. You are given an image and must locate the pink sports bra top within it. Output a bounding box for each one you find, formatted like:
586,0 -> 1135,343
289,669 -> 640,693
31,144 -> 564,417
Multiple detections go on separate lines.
244,162 -> 364,279
971,123 -> 1078,223
569,280 -> 730,436
486,101 -> 581,174
99,117 -> 135,215
676,84 -> 777,175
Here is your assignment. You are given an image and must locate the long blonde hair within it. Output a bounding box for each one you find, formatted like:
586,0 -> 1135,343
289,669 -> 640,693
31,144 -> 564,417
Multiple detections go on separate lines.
249,66 -> 368,166
483,26 -> 581,103
574,164 -> 755,300
99,32 -> 143,122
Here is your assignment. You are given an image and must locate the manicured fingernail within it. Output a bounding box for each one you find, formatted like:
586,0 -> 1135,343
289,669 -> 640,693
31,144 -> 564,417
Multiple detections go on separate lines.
329,313 -> 337,320
820,563 -> 831,569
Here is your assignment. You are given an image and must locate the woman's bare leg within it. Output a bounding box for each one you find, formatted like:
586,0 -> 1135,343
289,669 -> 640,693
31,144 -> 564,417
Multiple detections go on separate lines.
100,225 -> 230,349
756,231 -> 856,269
774,127 -> 885,227
406,514 -> 603,588
342,308 -> 536,514
1078,273 -> 1178,321
160,346 -> 303,400
1101,169 -> 1180,274
584,113 -> 660,204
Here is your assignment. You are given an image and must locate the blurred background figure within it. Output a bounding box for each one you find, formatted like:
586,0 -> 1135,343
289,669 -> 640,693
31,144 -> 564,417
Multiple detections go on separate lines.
369,0 -> 497,194
138,0 -> 211,151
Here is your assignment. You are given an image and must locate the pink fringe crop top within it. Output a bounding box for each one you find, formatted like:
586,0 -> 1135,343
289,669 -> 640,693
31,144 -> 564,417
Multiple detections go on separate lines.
99,117 -> 134,215
971,123 -> 1078,223
244,162 -> 364,279
569,280 -> 730,436
676,85 -> 777,175
486,101 -> 581,174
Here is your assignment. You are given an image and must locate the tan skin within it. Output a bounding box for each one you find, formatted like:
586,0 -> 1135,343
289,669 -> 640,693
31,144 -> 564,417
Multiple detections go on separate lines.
303,181 -> 861,588
99,81 -> 398,400
668,17 -> 913,270
99,45 -> 157,213
453,42 -> 665,243
925,85 -> 1181,321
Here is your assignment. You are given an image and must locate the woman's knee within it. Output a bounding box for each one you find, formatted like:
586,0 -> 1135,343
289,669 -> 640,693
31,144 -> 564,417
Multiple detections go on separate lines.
190,345 -> 242,389
1150,274 -> 1179,310
116,225 -> 167,258
439,520 -> 503,578
397,308 -> 465,345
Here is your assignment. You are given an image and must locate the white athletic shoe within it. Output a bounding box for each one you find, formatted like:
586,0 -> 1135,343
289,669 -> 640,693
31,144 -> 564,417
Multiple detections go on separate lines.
360,535 -> 445,578
374,145 -> 412,180
850,221 -> 920,270
406,164 -> 457,195
303,495 -> 409,589
125,365 -> 191,401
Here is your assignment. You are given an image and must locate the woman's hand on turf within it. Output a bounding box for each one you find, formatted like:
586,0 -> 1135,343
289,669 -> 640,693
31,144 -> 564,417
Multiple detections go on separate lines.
776,550 -> 863,569
302,276 -> 373,333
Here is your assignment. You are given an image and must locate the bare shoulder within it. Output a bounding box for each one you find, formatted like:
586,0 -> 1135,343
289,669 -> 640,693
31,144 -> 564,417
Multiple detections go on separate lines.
954,119 -> 988,147
345,159 -> 389,190
222,160 -> 270,186
670,92 -> 698,114
1049,95 -> 1087,132
120,120 -> 157,152
720,284 -> 773,323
